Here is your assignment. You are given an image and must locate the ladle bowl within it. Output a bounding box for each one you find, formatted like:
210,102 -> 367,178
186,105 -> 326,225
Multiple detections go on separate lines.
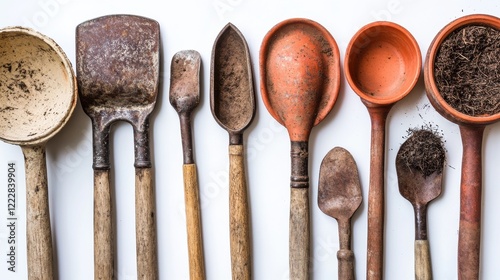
0,27 -> 77,279
423,14 -> 500,280
344,21 -> 421,280
0,27 -> 76,145
345,21 -> 421,105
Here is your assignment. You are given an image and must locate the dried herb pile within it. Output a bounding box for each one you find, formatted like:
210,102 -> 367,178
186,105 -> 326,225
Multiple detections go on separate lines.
434,25 -> 500,116
397,128 -> 445,177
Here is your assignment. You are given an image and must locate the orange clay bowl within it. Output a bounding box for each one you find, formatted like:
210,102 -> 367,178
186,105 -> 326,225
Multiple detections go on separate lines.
345,21 -> 421,106
424,14 -> 500,125
260,18 -> 340,142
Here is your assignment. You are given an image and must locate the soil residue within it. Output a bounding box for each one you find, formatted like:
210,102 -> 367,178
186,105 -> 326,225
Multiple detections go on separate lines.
434,25 -> 500,116
397,127 -> 446,177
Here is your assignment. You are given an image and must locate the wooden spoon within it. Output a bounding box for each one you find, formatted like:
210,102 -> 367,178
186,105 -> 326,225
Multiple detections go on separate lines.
169,50 -> 205,280
210,23 -> 255,279
260,18 -> 340,279
396,129 -> 445,280
76,15 -> 160,279
0,27 -> 77,279
344,21 -> 421,280
318,147 -> 362,280
424,14 -> 500,279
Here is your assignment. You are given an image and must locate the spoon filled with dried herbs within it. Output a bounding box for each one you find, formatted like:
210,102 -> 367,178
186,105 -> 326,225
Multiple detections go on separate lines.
396,128 -> 445,280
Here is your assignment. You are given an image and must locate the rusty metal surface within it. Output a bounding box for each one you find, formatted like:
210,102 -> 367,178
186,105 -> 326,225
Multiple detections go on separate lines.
210,23 -> 255,145
76,15 -> 160,169
169,50 -> 201,165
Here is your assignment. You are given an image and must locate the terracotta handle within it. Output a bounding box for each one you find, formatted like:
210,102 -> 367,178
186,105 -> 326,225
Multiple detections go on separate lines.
338,218 -> 355,280
135,167 -> 158,279
289,188 -> 310,280
22,145 -> 54,280
415,240 -> 432,280
458,125 -> 484,280
228,145 -> 251,279
94,169 -> 114,280
366,106 -> 390,280
183,164 -> 206,280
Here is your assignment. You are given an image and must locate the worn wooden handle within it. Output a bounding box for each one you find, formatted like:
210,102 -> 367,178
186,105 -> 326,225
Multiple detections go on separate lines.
338,249 -> 355,280
415,240 -> 432,280
94,169 -> 114,280
183,164 -> 206,280
458,125 -> 484,280
228,145 -> 251,280
22,145 -> 54,280
135,167 -> 158,279
366,106 -> 389,280
290,188 -> 310,280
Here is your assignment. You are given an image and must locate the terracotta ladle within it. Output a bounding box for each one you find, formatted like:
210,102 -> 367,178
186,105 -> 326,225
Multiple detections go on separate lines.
344,21 -> 421,280
0,27 -> 77,279
424,14 -> 500,279
260,18 -> 340,279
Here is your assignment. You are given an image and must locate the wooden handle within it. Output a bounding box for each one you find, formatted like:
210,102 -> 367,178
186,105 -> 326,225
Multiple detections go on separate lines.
228,145 -> 251,280
415,240 -> 432,280
290,188 -> 310,280
22,145 -> 54,280
135,167 -> 158,279
365,106 -> 390,280
458,125 -> 484,280
94,169 -> 114,280
338,218 -> 355,280
183,164 -> 206,280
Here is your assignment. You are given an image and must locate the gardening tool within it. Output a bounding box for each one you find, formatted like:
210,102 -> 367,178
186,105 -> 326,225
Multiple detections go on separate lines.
396,130 -> 445,280
169,50 -> 205,280
344,21 -> 421,280
210,23 -> 255,279
0,27 -> 77,279
318,147 -> 362,280
76,15 -> 160,279
260,18 -> 340,280
424,14 -> 500,279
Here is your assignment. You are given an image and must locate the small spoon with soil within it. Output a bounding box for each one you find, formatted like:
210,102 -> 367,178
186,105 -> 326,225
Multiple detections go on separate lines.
396,128 -> 445,280
318,147 -> 362,280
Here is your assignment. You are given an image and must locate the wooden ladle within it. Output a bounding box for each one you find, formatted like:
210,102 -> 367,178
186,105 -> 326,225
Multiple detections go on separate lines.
344,21 -> 421,280
424,14 -> 500,279
0,27 -> 77,279
260,18 -> 340,280
318,147 -> 362,280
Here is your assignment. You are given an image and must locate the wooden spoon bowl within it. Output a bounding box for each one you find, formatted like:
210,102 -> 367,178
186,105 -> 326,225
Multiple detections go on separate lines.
0,27 -> 76,145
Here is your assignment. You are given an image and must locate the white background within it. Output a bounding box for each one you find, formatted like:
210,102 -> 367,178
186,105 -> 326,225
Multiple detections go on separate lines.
0,0 -> 500,279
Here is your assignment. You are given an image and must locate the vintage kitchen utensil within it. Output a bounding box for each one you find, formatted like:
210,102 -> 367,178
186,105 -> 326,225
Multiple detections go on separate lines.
318,147 -> 362,280
344,21 -> 421,280
210,23 -> 255,279
424,14 -> 500,279
396,129 -> 445,280
169,50 -> 205,280
76,15 -> 160,279
260,18 -> 340,279
0,27 -> 77,279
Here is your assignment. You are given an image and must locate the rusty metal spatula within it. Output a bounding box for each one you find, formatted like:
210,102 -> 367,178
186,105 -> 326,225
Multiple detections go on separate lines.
318,147 -> 362,280
76,15 -> 160,279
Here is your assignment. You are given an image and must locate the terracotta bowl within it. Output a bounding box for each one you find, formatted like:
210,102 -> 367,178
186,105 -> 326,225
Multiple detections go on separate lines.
424,14 -> 500,125
345,21 -> 421,106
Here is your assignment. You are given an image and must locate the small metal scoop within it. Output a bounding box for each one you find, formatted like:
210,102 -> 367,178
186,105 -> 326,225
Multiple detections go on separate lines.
76,15 -> 160,279
210,23 -> 255,279
318,147 -> 362,280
